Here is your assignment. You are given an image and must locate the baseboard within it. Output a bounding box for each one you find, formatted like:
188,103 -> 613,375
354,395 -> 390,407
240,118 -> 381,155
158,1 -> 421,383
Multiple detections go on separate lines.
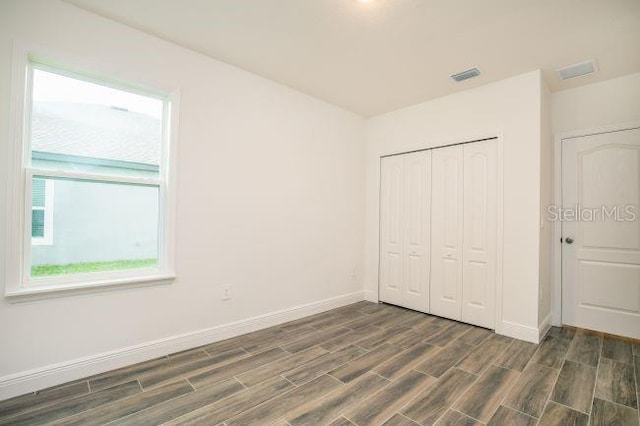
538,313 -> 552,342
499,320 -> 542,344
0,290 -> 365,401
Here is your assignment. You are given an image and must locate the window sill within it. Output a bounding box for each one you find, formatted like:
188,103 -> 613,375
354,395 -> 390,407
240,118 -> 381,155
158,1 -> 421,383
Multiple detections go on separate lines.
5,273 -> 176,302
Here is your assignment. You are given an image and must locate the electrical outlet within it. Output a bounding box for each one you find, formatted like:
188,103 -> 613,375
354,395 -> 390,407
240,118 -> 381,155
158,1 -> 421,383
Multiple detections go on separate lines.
221,284 -> 232,301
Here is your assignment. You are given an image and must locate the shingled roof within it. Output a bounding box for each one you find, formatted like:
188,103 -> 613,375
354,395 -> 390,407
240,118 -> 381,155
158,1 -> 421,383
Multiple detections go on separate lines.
32,101 -> 162,166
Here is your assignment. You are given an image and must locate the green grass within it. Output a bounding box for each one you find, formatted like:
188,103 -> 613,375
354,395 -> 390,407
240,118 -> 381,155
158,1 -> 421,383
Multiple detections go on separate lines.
32,258 -> 157,277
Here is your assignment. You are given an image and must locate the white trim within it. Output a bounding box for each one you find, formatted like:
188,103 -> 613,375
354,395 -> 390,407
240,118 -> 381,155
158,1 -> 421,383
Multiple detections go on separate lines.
28,169 -> 162,187
551,120 -> 640,327
499,320 -> 542,344
5,274 -> 175,302
0,291 -> 365,401
538,312 -> 552,341
4,41 -> 180,298
494,132 -> 505,334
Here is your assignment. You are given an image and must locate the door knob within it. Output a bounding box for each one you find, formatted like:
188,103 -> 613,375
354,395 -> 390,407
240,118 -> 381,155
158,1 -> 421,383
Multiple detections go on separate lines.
565,237 -> 574,244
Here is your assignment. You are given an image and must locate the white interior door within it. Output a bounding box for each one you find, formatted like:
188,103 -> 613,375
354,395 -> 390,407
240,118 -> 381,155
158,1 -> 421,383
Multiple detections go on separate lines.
430,145 -> 464,320
379,155 -> 404,306
562,127 -> 640,339
461,141 -> 497,328
402,151 -> 431,312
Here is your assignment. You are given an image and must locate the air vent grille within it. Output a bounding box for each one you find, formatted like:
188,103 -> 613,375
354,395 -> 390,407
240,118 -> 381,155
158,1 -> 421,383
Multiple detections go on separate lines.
557,60 -> 597,80
451,67 -> 481,82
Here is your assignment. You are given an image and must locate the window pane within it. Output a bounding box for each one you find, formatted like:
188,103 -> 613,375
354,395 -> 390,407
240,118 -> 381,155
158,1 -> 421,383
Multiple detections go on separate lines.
32,178 -> 46,207
32,209 -> 45,237
30,68 -> 163,178
30,177 -> 160,279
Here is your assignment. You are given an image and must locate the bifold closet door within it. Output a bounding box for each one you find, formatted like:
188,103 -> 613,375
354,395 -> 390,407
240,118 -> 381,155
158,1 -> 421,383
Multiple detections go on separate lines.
402,151 -> 431,311
379,151 -> 431,312
430,145 -> 464,319
430,140 -> 498,327
461,140 -> 497,328
379,155 -> 404,306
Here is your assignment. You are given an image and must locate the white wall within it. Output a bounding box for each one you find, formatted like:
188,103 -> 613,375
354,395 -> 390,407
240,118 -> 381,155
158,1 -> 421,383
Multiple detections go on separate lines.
0,0 -> 366,398
550,72 -> 640,324
365,71 -> 544,342
538,79 -> 552,331
552,72 -> 640,134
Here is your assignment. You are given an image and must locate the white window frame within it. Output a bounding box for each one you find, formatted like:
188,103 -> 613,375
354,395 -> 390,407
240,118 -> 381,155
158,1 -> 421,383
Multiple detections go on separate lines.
31,178 -> 54,246
4,42 -> 179,300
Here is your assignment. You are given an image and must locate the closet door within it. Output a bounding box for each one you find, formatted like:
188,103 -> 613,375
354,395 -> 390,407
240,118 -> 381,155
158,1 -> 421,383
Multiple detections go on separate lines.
430,145 -> 464,319
462,141 -> 497,328
402,151 -> 431,312
379,155 -> 404,306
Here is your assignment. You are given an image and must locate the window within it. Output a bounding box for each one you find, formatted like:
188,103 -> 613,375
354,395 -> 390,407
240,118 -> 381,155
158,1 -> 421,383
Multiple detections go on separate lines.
31,177 -> 54,246
5,49 -> 177,298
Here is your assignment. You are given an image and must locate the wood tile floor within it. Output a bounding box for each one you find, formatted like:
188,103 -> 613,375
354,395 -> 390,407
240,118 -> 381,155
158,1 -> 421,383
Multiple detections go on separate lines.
1,301 -> 639,425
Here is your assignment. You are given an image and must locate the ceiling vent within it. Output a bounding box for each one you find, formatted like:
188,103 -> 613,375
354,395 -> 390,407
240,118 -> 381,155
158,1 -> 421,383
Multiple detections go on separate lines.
557,60 -> 597,80
451,67 -> 481,82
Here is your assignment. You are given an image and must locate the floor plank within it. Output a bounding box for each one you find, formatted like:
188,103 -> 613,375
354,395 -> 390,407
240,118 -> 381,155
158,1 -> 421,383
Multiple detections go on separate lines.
0,381 -> 141,426
529,327 -> 575,369
565,329 -> 602,367
595,357 -> 638,409
283,345 -> 367,385
329,344 -> 402,383
236,346 -> 328,387
52,380 -> 193,426
458,327 -> 492,346
188,347 -> 288,389
343,370 -> 435,425
538,401 -> 588,426
487,405 -> 537,426
373,341 -> 438,380
0,380 -> 89,421
89,349 -> 208,392
285,373 -> 389,425
226,374 -> 343,426
414,340 -> 474,378
401,368 -> 476,425
549,360 -> 597,414
456,334 -> 513,375
453,365 -> 519,422
495,339 -> 538,372
139,347 -> 250,390
434,410 -> 483,426
503,363 -> 560,418
163,377 -> 295,426
320,325 -> 381,352
382,413 -> 421,426
590,397 -> 640,426
109,378 -> 246,425
602,335 -> 634,365
281,326 -> 351,353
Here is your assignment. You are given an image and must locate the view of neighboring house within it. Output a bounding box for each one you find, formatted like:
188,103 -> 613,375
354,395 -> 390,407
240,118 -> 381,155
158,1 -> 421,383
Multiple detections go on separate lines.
30,101 -> 161,274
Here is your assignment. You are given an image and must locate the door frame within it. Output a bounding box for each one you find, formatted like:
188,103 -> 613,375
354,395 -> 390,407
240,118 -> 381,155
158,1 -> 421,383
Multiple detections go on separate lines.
551,120 -> 640,326
377,132 -> 504,332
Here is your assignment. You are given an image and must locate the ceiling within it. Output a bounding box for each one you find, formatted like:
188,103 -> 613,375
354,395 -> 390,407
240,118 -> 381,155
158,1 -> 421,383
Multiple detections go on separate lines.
64,0 -> 640,117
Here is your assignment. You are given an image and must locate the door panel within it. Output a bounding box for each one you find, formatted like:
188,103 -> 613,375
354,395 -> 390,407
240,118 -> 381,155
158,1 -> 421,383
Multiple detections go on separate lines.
402,151 -> 431,311
462,141 -> 497,328
562,128 -> 640,339
430,145 -> 464,319
379,155 -> 404,305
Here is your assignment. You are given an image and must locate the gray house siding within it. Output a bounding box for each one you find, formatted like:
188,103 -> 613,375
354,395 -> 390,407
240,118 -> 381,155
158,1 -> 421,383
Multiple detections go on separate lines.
31,157 -> 159,266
